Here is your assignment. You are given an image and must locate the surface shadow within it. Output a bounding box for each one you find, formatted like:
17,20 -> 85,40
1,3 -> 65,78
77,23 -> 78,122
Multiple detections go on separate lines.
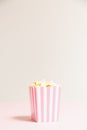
12,115 -> 35,122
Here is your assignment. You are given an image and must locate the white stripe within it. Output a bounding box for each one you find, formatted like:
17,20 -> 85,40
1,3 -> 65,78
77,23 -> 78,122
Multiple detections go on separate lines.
49,87 -> 53,122
54,87 -> 59,121
36,87 -> 41,122
43,87 -> 47,122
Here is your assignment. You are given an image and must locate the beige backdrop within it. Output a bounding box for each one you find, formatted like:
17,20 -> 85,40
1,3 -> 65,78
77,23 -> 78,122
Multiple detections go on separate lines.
0,0 -> 87,102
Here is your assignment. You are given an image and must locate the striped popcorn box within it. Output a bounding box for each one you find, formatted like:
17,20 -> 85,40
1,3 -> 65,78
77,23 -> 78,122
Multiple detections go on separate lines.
29,86 -> 61,122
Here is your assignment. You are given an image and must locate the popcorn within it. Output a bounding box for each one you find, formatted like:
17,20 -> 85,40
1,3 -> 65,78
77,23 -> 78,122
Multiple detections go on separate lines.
30,80 -> 58,87
31,81 -> 41,87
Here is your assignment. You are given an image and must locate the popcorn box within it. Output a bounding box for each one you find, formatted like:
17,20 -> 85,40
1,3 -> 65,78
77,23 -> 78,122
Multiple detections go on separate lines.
29,86 -> 61,122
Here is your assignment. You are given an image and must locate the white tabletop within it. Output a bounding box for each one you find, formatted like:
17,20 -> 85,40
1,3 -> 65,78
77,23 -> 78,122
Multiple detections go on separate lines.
0,101 -> 87,130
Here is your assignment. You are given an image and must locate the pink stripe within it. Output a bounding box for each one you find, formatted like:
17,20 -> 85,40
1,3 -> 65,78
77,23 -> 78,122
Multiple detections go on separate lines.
34,87 -> 37,121
52,87 -> 56,121
47,87 -> 50,122
41,87 -> 44,122
57,87 -> 61,121
32,87 -> 36,121
29,87 -> 33,120
30,87 -> 34,120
